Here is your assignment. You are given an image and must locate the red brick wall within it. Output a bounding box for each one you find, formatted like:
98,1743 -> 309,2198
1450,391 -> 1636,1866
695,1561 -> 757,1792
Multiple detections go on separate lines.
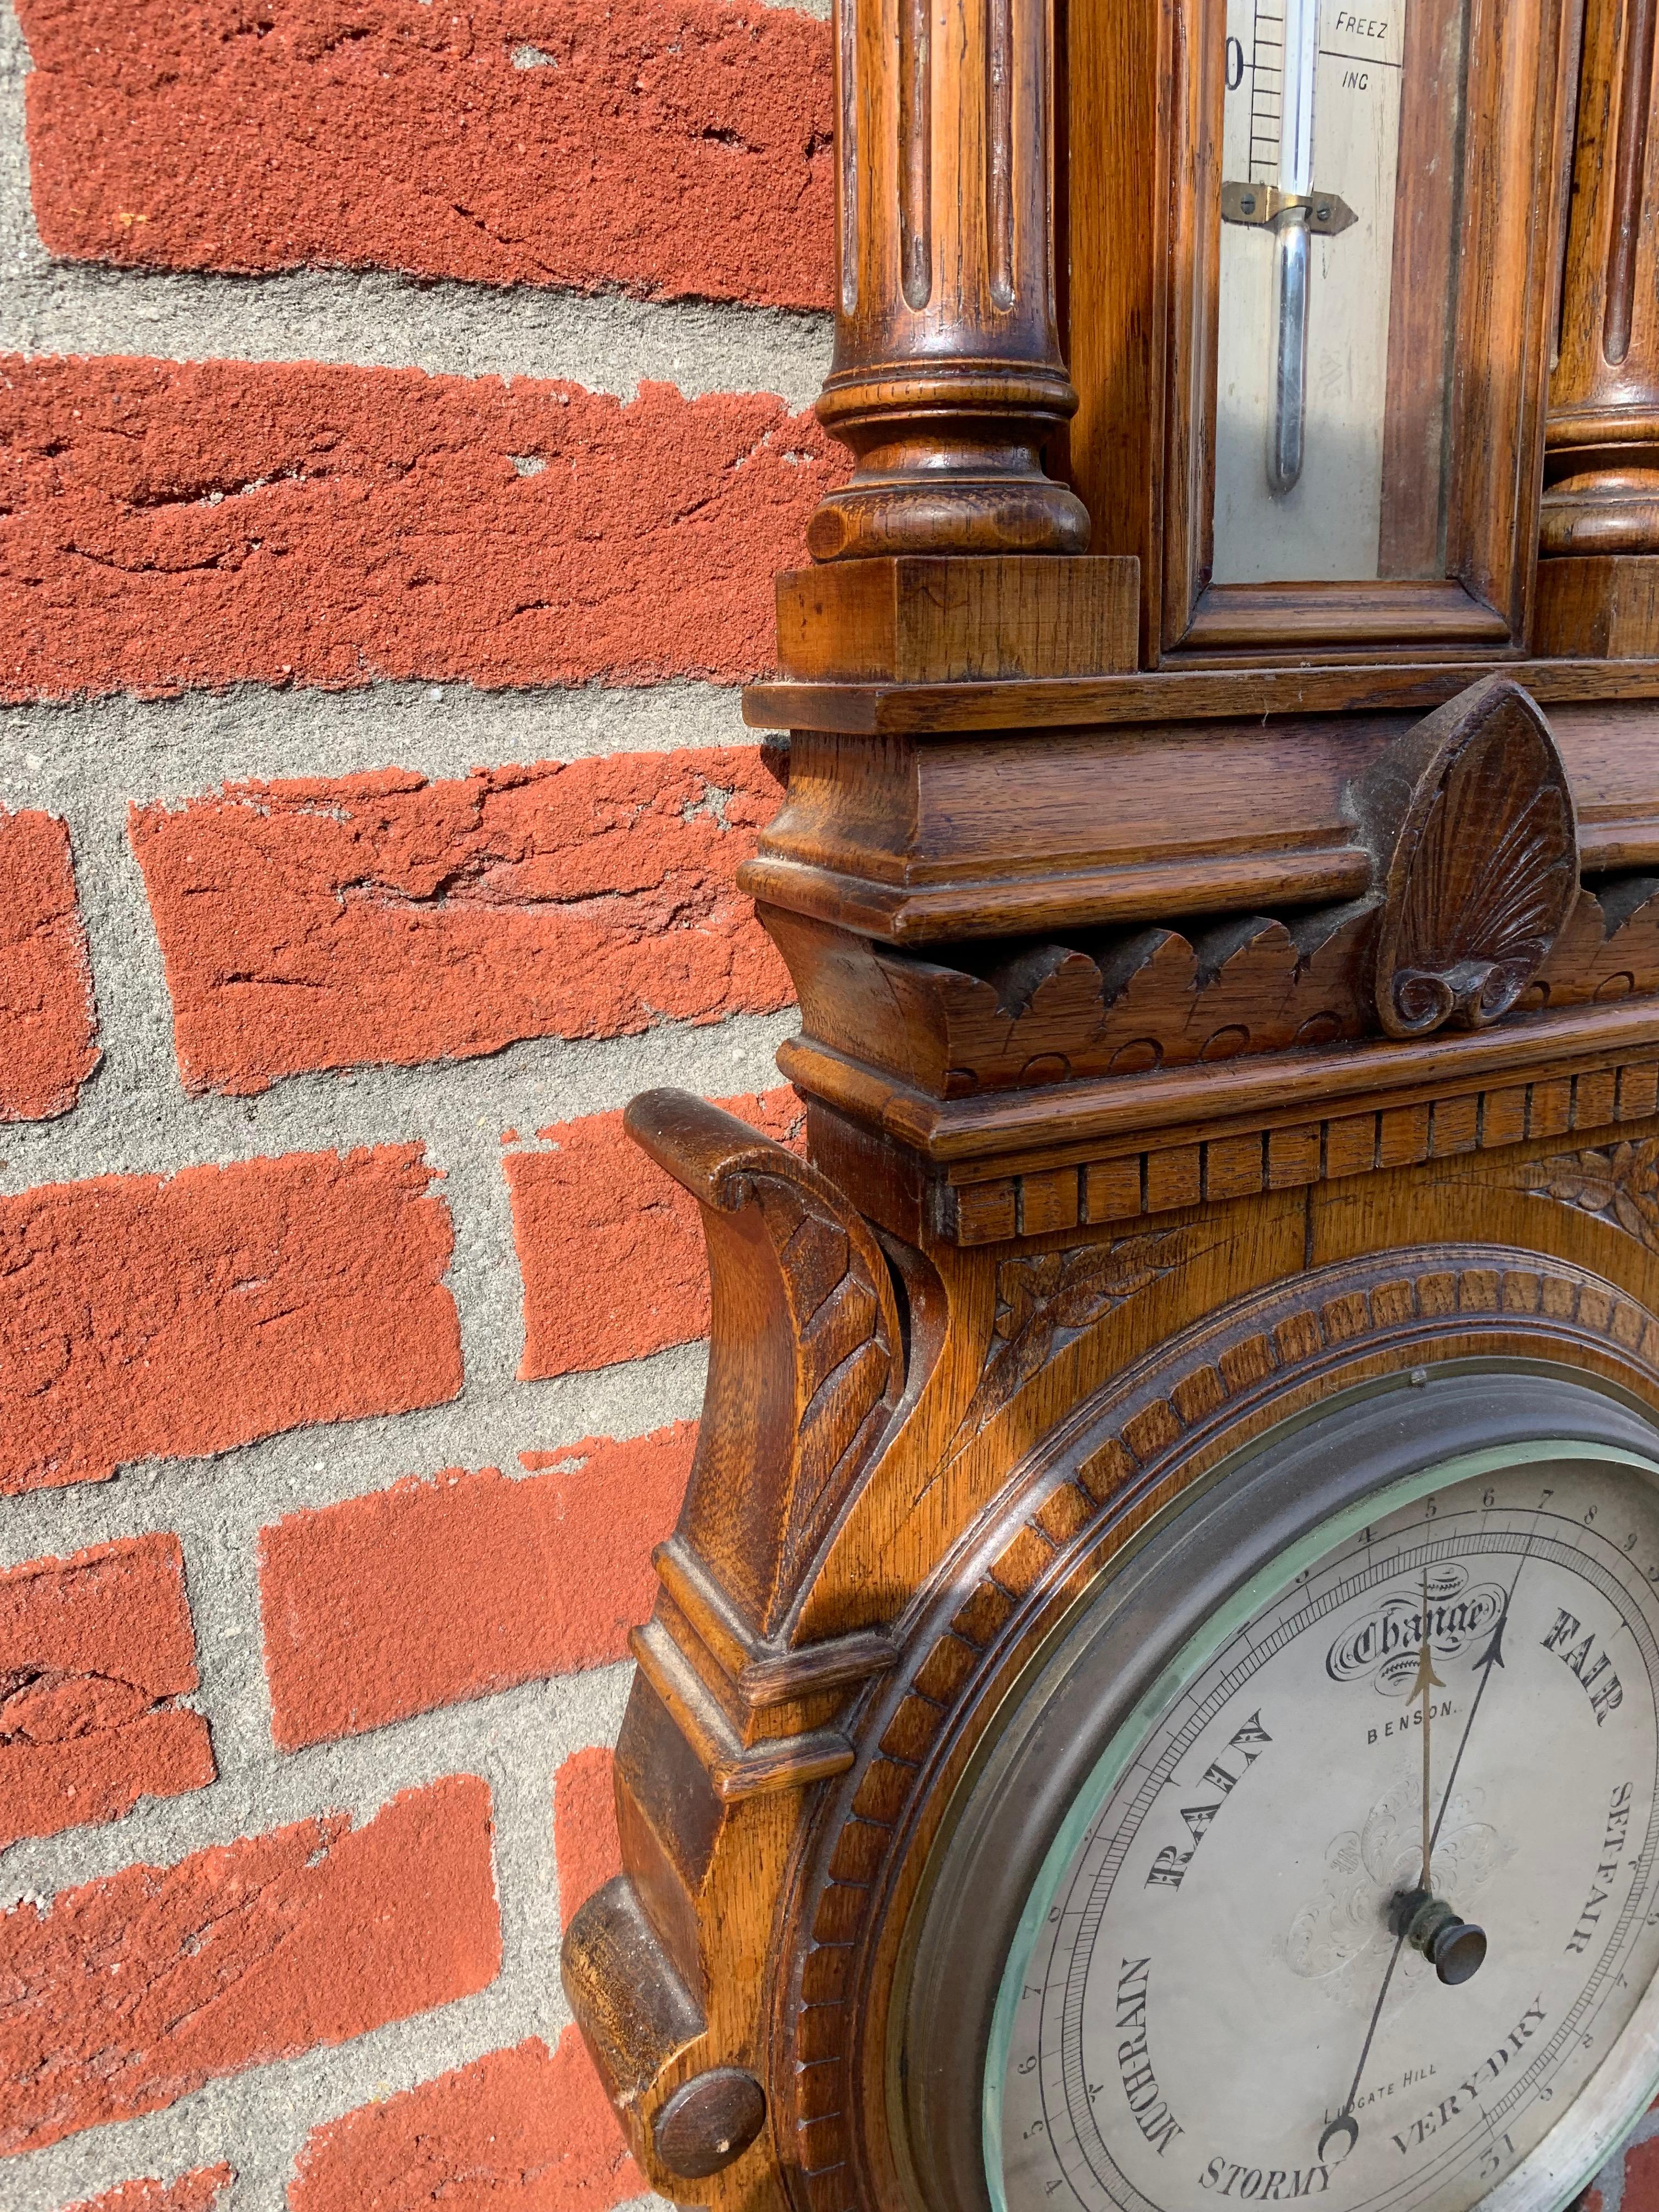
0,0 -> 832,2199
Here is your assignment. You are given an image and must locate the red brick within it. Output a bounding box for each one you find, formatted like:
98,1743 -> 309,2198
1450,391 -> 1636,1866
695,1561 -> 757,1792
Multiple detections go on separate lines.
64,2165 -> 234,2212
0,356 -> 840,702
555,1747 -> 620,1931
19,0 -> 833,312
0,1146 -> 459,1494
0,1775 -> 498,2158
290,2028 -> 641,2212
131,751 -> 791,1096
507,1084 -> 802,1377
0,1536 -> 215,1848
0,806 -> 98,1119
1626,2132 -> 1659,2212
259,1426 -> 695,1750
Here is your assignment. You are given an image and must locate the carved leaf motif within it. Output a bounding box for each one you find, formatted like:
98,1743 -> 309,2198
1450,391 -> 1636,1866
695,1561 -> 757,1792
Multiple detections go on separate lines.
1523,1139 -> 1659,1254
623,1088 -> 906,1637
951,1230 -> 1184,1447
1371,678 -> 1579,1040
768,1180 -> 901,1592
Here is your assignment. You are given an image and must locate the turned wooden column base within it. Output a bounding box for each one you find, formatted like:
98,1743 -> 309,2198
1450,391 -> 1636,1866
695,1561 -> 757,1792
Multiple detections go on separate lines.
1539,461 -> 1659,556
774,555 -> 1140,682
1534,554 -> 1659,656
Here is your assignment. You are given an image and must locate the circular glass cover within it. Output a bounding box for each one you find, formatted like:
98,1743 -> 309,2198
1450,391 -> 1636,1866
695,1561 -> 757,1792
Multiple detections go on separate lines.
989,1448 -> 1659,2212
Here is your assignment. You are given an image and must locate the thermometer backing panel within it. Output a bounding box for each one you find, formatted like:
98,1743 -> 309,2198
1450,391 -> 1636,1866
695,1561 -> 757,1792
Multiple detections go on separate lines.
1214,0 -> 1446,584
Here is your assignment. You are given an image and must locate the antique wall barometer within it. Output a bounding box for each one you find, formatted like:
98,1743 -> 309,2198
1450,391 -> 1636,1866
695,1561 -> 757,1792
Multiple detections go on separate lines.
562,0 -> 1659,2204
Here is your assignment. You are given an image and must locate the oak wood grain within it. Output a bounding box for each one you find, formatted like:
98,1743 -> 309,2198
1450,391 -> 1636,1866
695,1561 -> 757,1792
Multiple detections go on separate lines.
1543,0 -> 1659,568
1376,0 -> 1466,577
774,554 -> 1138,681
807,0 -> 1089,557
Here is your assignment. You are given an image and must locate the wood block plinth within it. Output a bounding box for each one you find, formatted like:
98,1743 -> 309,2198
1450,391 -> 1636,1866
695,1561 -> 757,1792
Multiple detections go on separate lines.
1534,556 -> 1659,657
774,555 -> 1140,682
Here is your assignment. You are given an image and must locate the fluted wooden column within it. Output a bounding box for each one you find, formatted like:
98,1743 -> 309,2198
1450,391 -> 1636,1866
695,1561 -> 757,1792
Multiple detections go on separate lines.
805,0 -> 1090,561
1541,0 -> 1659,560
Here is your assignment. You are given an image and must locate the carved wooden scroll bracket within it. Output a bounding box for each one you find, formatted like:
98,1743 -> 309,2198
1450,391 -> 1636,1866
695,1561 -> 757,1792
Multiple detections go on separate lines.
563,1097 -> 919,2196
623,1089 -> 907,1646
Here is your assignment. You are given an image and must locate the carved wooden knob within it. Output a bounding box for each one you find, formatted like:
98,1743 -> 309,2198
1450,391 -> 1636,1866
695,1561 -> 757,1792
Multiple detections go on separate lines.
653,2067 -> 768,2179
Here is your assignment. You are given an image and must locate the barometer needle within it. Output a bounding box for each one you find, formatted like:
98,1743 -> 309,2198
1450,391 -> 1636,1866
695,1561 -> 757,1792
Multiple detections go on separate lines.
1318,1510 -> 1544,2162
1425,1514 -> 1539,1866
1318,1934 -> 1404,2163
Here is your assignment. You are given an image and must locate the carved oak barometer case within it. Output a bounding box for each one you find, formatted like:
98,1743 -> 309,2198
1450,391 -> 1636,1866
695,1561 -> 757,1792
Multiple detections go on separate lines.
562,4 -> 1659,2212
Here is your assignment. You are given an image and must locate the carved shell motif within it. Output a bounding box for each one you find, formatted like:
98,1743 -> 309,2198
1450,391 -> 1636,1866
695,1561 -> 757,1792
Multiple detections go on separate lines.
1367,676 -> 1579,1039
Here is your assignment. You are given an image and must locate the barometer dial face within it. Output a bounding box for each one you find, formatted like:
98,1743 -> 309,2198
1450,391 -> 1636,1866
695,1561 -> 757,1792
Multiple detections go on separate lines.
988,1454 -> 1659,2212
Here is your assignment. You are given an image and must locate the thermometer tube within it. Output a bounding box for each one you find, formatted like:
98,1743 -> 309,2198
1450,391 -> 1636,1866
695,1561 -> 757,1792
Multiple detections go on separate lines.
1268,0 -> 1318,495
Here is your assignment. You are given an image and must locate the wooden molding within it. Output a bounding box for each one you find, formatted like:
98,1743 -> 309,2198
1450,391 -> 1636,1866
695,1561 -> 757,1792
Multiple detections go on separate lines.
763,874 -> 1659,1124
761,907 -> 1373,1096
743,658 -> 1659,736
1177,580 -> 1511,654
912,1064 -> 1659,1249
783,1015 -> 1659,1169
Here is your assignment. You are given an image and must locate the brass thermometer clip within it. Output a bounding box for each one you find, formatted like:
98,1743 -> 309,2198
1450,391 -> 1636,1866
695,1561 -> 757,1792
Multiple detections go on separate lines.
1221,180 -> 1358,234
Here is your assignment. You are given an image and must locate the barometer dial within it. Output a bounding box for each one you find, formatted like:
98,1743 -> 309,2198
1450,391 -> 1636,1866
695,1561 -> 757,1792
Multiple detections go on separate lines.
988,1454 -> 1659,2212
